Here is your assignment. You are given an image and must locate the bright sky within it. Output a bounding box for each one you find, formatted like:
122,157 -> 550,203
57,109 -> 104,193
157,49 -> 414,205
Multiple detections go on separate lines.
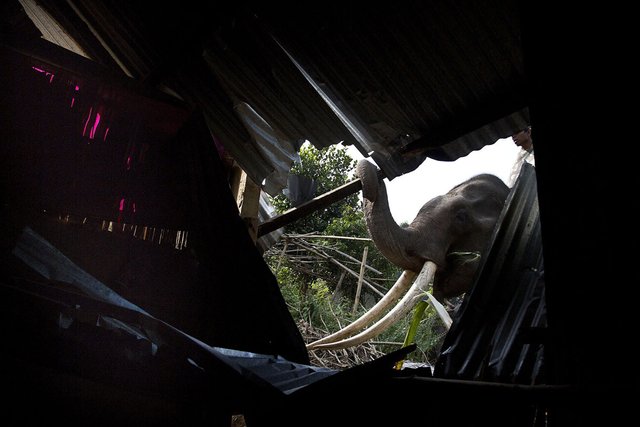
343,137 -> 521,224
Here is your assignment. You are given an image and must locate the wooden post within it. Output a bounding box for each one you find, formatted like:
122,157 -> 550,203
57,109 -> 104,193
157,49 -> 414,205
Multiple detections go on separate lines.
235,169 -> 261,243
352,246 -> 369,315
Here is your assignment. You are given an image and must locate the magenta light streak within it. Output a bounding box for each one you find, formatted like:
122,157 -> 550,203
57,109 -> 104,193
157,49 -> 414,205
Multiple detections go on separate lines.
89,112 -> 101,139
31,66 -> 55,82
82,107 -> 93,137
126,156 -> 132,170
71,85 -> 79,109
119,198 -> 125,211
103,127 -> 110,141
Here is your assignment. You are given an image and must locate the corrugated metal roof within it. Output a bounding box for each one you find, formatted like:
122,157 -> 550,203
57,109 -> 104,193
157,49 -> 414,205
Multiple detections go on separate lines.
13,0 -> 530,195
264,0 -> 530,177
18,0 -> 90,58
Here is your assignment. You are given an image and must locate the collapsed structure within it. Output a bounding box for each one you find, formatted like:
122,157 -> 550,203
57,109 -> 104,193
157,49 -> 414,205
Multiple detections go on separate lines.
0,1 -> 627,426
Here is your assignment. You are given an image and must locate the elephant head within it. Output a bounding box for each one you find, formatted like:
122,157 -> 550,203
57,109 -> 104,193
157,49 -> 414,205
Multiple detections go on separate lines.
307,159 -> 509,351
357,158 -> 509,301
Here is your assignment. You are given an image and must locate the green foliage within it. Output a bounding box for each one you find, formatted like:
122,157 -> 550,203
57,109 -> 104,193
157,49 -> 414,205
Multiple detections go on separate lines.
274,265 -> 306,295
377,305 -> 447,364
277,266 -> 351,333
270,144 -> 359,235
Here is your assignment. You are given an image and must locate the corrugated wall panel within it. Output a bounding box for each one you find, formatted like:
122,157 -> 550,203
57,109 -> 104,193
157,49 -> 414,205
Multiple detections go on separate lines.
434,163 -> 545,384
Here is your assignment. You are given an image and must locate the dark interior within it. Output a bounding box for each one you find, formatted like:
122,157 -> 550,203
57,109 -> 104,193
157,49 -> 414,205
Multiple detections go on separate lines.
0,1 -> 629,426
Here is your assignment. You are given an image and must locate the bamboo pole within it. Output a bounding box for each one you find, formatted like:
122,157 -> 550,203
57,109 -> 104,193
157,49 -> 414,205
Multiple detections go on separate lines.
293,239 -> 384,298
292,237 -> 383,275
321,245 -> 382,275
352,246 -> 369,315
287,234 -> 372,242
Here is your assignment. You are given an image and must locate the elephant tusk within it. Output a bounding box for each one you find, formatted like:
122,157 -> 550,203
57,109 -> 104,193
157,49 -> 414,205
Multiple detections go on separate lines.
309,261 -> 437,351
306,270 -> 417,350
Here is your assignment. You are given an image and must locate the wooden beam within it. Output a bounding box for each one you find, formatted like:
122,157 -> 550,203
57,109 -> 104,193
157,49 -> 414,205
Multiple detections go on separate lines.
257,177 -> 363,237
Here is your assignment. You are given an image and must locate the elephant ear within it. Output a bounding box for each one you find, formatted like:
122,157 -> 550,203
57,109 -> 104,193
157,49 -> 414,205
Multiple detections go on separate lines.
356,159 -> 380,203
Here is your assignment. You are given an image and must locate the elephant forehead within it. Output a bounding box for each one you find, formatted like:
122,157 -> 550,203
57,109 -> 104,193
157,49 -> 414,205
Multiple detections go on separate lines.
414,195 -> 445,215
415,192 -> 483,217
410,193 -> 501,239
447,189 -> 505,216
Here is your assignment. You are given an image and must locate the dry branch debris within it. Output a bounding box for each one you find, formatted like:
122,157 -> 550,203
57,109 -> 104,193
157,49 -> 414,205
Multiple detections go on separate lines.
298,320 -> 385,369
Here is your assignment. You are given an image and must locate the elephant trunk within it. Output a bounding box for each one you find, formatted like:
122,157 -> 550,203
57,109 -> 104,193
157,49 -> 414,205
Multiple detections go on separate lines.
356,160 -> 425,272
307,161 -> 445,351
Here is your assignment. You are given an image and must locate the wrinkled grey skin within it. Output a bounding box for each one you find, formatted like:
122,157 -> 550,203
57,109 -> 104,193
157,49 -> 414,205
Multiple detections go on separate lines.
356,159 -> 509,302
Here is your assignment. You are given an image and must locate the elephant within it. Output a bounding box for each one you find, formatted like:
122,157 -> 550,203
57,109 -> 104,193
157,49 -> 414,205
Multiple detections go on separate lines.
357,158 -> 510,302
307,159 -> 509,350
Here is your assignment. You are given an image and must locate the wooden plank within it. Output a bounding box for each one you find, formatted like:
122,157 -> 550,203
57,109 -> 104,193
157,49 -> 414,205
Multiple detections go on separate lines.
257,178 -> 362,237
